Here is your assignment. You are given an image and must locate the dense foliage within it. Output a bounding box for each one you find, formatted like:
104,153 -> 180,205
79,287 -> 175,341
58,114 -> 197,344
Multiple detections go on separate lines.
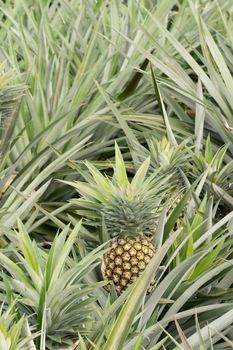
0,0 -> 233,349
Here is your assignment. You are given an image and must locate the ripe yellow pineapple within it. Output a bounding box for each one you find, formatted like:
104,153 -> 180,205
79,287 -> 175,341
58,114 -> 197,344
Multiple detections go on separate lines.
66,143 -> 171,294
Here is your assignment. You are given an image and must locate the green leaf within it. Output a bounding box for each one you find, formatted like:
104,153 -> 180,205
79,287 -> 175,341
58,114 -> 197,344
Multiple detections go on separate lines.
185,308 -> 233,348
17,219 -> 40,274
114,142 -> 129,188
195,80 -> 205,153
148,336 -> 168,350
131,156 -> 150,191
94,80 -> 138,145
190,239 -> 225,280
204,135 -> 213,163
132,334 -> 143,350
47,220 -> 82,287
85,162 -> 112,193
165,177 -> 201,235
117,57 -> 150,101
150,66 -> 177,146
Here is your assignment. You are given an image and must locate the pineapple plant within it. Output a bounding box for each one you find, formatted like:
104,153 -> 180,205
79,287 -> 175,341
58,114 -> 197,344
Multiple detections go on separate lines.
131,135 -> 190,177
65,143 -> 172,294
187,135 -> 233,219
147,136 -> 190,179
150,136 -> 191,210
132,136 -> 191,214
189,135 -> 233,197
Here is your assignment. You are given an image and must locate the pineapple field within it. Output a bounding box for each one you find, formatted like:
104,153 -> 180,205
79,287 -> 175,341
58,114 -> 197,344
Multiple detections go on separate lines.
1,0 -> 233,349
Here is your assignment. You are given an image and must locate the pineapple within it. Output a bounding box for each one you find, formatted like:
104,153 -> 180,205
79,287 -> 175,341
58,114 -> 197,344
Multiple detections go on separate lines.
101,236 -> 155,294
67,143 -> 172,294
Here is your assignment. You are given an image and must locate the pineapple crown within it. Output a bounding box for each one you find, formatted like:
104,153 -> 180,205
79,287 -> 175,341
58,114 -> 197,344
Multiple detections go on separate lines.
131,135 -> 190,180
67,143 -> 173,238
189,135 -> 233,195
150,136 -> 189,170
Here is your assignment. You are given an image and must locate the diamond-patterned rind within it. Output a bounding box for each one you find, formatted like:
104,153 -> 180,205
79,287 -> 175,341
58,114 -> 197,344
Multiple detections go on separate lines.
101,236 -> 155,295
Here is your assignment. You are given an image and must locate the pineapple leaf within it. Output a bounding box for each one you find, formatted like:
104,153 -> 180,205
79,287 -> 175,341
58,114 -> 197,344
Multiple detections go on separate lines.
131,156 -> 150,191
61,180 -> 107,203
114,142 -> 129,188
150,65 -> 177,146
132,334 -> 143,350
85,162 -> 112,193
47,220 -> 82,287
165,176 -> 201,235
194,79 -> 205,153
16,219 -> 41,275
